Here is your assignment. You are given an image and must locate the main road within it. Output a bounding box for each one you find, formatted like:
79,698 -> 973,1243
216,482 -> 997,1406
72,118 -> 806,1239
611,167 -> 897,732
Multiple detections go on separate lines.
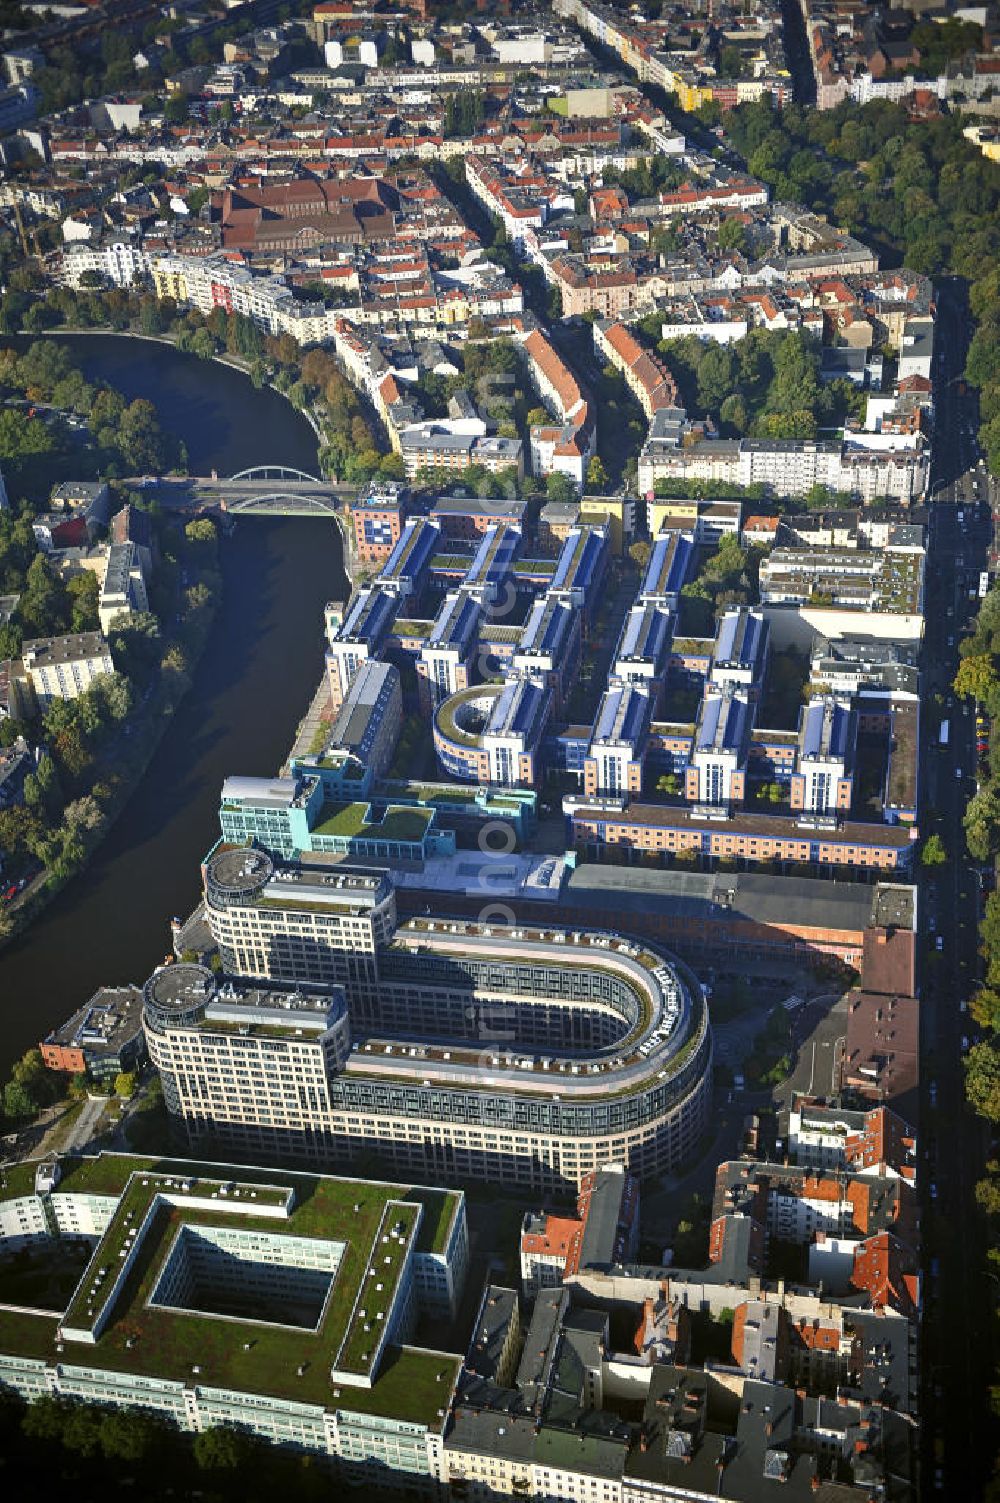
921,276 -> 998,1495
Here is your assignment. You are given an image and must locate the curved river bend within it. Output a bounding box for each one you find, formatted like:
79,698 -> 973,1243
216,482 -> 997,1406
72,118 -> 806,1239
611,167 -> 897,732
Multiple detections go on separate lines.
0,336 -> 346,1074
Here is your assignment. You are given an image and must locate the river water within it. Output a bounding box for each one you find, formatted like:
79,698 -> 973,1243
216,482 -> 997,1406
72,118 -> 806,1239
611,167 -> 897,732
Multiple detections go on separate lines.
0,335 -> 346,1075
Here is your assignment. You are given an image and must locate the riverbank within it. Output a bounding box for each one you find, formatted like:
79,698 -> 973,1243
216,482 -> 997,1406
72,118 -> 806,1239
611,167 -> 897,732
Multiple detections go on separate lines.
40,326 -> 326,448
0,328 -> 342,1078
0,525 -> 222,953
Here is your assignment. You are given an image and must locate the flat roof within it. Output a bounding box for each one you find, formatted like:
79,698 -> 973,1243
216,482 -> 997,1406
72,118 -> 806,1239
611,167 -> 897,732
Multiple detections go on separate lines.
559,866 -> 914,936
0,1152 -> 463,1426
44,986 -> 144,1056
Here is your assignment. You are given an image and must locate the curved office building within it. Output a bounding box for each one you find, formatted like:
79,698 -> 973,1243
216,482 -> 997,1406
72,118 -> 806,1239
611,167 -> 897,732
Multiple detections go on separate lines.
150,848 -> 713,1192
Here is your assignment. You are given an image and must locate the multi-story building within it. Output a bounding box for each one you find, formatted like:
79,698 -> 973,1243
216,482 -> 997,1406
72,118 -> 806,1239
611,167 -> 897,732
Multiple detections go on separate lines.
791,696 -> 855,814
710,607 -> 769,690
520,1163 -> 639,1297
787,1102 -> 917,1183
686,684 -> 751,806
417,590 -> 481,711
0,1151 -> 469,1492
759,545 -> 925,645
218,772 -> 454,867
638,531 -> 694,608
511,593 -> 582,710
563,798 -> 916,873
481,675 -> 552,788
324,659 -> 402,780
326,586 -> 399,709
97,541 -> 149,633
184,845 -> 714,1191
610,602 -> 673,695
584,684 -> 653,799
21,632 -> 115,706
519,326 -> 594,490
429,494 -> 528,543
350,483 -> 408,567
219,773 -> 325,859
399,427 -> 524,481
39,987 -> 145,1085
549,524 -> 609,610
461,524 -> 521,607
377,516 -> 440,600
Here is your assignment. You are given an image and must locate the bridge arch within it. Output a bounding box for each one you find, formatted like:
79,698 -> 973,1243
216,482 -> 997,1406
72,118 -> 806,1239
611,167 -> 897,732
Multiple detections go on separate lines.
228,464 -> 322,484
225,491 -> 340,515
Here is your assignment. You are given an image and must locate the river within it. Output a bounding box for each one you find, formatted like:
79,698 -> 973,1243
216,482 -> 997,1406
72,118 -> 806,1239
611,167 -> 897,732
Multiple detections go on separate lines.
0,334 -> 347,1076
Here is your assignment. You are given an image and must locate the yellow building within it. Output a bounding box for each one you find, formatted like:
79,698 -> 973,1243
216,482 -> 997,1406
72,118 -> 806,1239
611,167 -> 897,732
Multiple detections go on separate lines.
648,497 -> 698,535
151,266 -> 187,303
675,78 -> 714,113
579,494 -> 628,554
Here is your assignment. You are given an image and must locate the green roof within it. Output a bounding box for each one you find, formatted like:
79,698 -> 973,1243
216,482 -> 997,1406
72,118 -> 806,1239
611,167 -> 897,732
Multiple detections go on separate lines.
313,802 -> 435,843
434,684 -> 502,749
0,1154 -> 463,1425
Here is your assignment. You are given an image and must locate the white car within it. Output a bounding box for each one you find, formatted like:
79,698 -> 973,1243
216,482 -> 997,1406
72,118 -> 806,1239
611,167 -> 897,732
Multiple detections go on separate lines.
935,936 -> 944,951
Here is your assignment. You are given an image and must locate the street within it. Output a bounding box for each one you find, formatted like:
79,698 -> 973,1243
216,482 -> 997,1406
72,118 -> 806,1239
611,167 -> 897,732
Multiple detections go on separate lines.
920,277 -> 999,1496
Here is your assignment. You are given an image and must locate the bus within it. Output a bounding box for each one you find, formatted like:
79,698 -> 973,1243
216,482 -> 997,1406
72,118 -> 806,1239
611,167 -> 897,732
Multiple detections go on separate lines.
940,720 -> 950,747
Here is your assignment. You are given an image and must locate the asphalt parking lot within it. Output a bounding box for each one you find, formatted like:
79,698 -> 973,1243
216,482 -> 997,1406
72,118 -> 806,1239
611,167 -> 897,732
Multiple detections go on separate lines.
770,992 -> 849,1113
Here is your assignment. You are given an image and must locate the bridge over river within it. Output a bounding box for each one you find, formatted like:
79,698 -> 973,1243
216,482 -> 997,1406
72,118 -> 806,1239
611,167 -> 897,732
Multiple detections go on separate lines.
127,466 -> 358,518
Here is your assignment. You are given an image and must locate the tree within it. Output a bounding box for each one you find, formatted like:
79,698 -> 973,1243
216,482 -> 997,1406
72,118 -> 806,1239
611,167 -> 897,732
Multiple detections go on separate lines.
585,455 -> 610,494
194,1425 -> 258,1471
21,1396 -> 77,1444
67,570 -> 99,631
921,833 -> 947,866
114,1071 -> 137,1098
966,1041 -> 1000,1122
629,541 -> 651,569
109,613 -> 161,683
3,1079 -> 36,1120
955,653 -> 1000,707
163,93 -> 189,124
976,1171 -> 1000,1218
545,472 -> 578,507
718,217 -> 748,255
23,754 -> 62,821
965,786 -> 1000,863
17,554 -> 70,638
971,989 -> 1000,1033
100,1408 -> 163,1462
117,398 -> 168,473
185,517 -> 217,546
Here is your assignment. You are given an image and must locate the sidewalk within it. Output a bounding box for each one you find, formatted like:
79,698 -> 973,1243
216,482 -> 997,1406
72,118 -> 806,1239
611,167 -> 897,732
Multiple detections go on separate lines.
282,675 -> 334,773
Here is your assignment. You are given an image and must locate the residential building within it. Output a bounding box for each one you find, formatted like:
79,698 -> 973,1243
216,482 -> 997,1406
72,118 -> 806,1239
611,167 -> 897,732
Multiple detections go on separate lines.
324,659 -> 403,780
98,541 -> 149,633
584,684 -> 653,799
21,632 -> 114,706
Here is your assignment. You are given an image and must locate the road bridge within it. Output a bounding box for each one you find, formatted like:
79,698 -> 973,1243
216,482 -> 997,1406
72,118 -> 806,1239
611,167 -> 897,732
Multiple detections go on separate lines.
124,468 -> 357,518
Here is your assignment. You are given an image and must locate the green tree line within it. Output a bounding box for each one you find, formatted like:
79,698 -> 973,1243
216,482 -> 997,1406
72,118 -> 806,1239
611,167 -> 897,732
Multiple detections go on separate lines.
725,98 -> 1000,474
